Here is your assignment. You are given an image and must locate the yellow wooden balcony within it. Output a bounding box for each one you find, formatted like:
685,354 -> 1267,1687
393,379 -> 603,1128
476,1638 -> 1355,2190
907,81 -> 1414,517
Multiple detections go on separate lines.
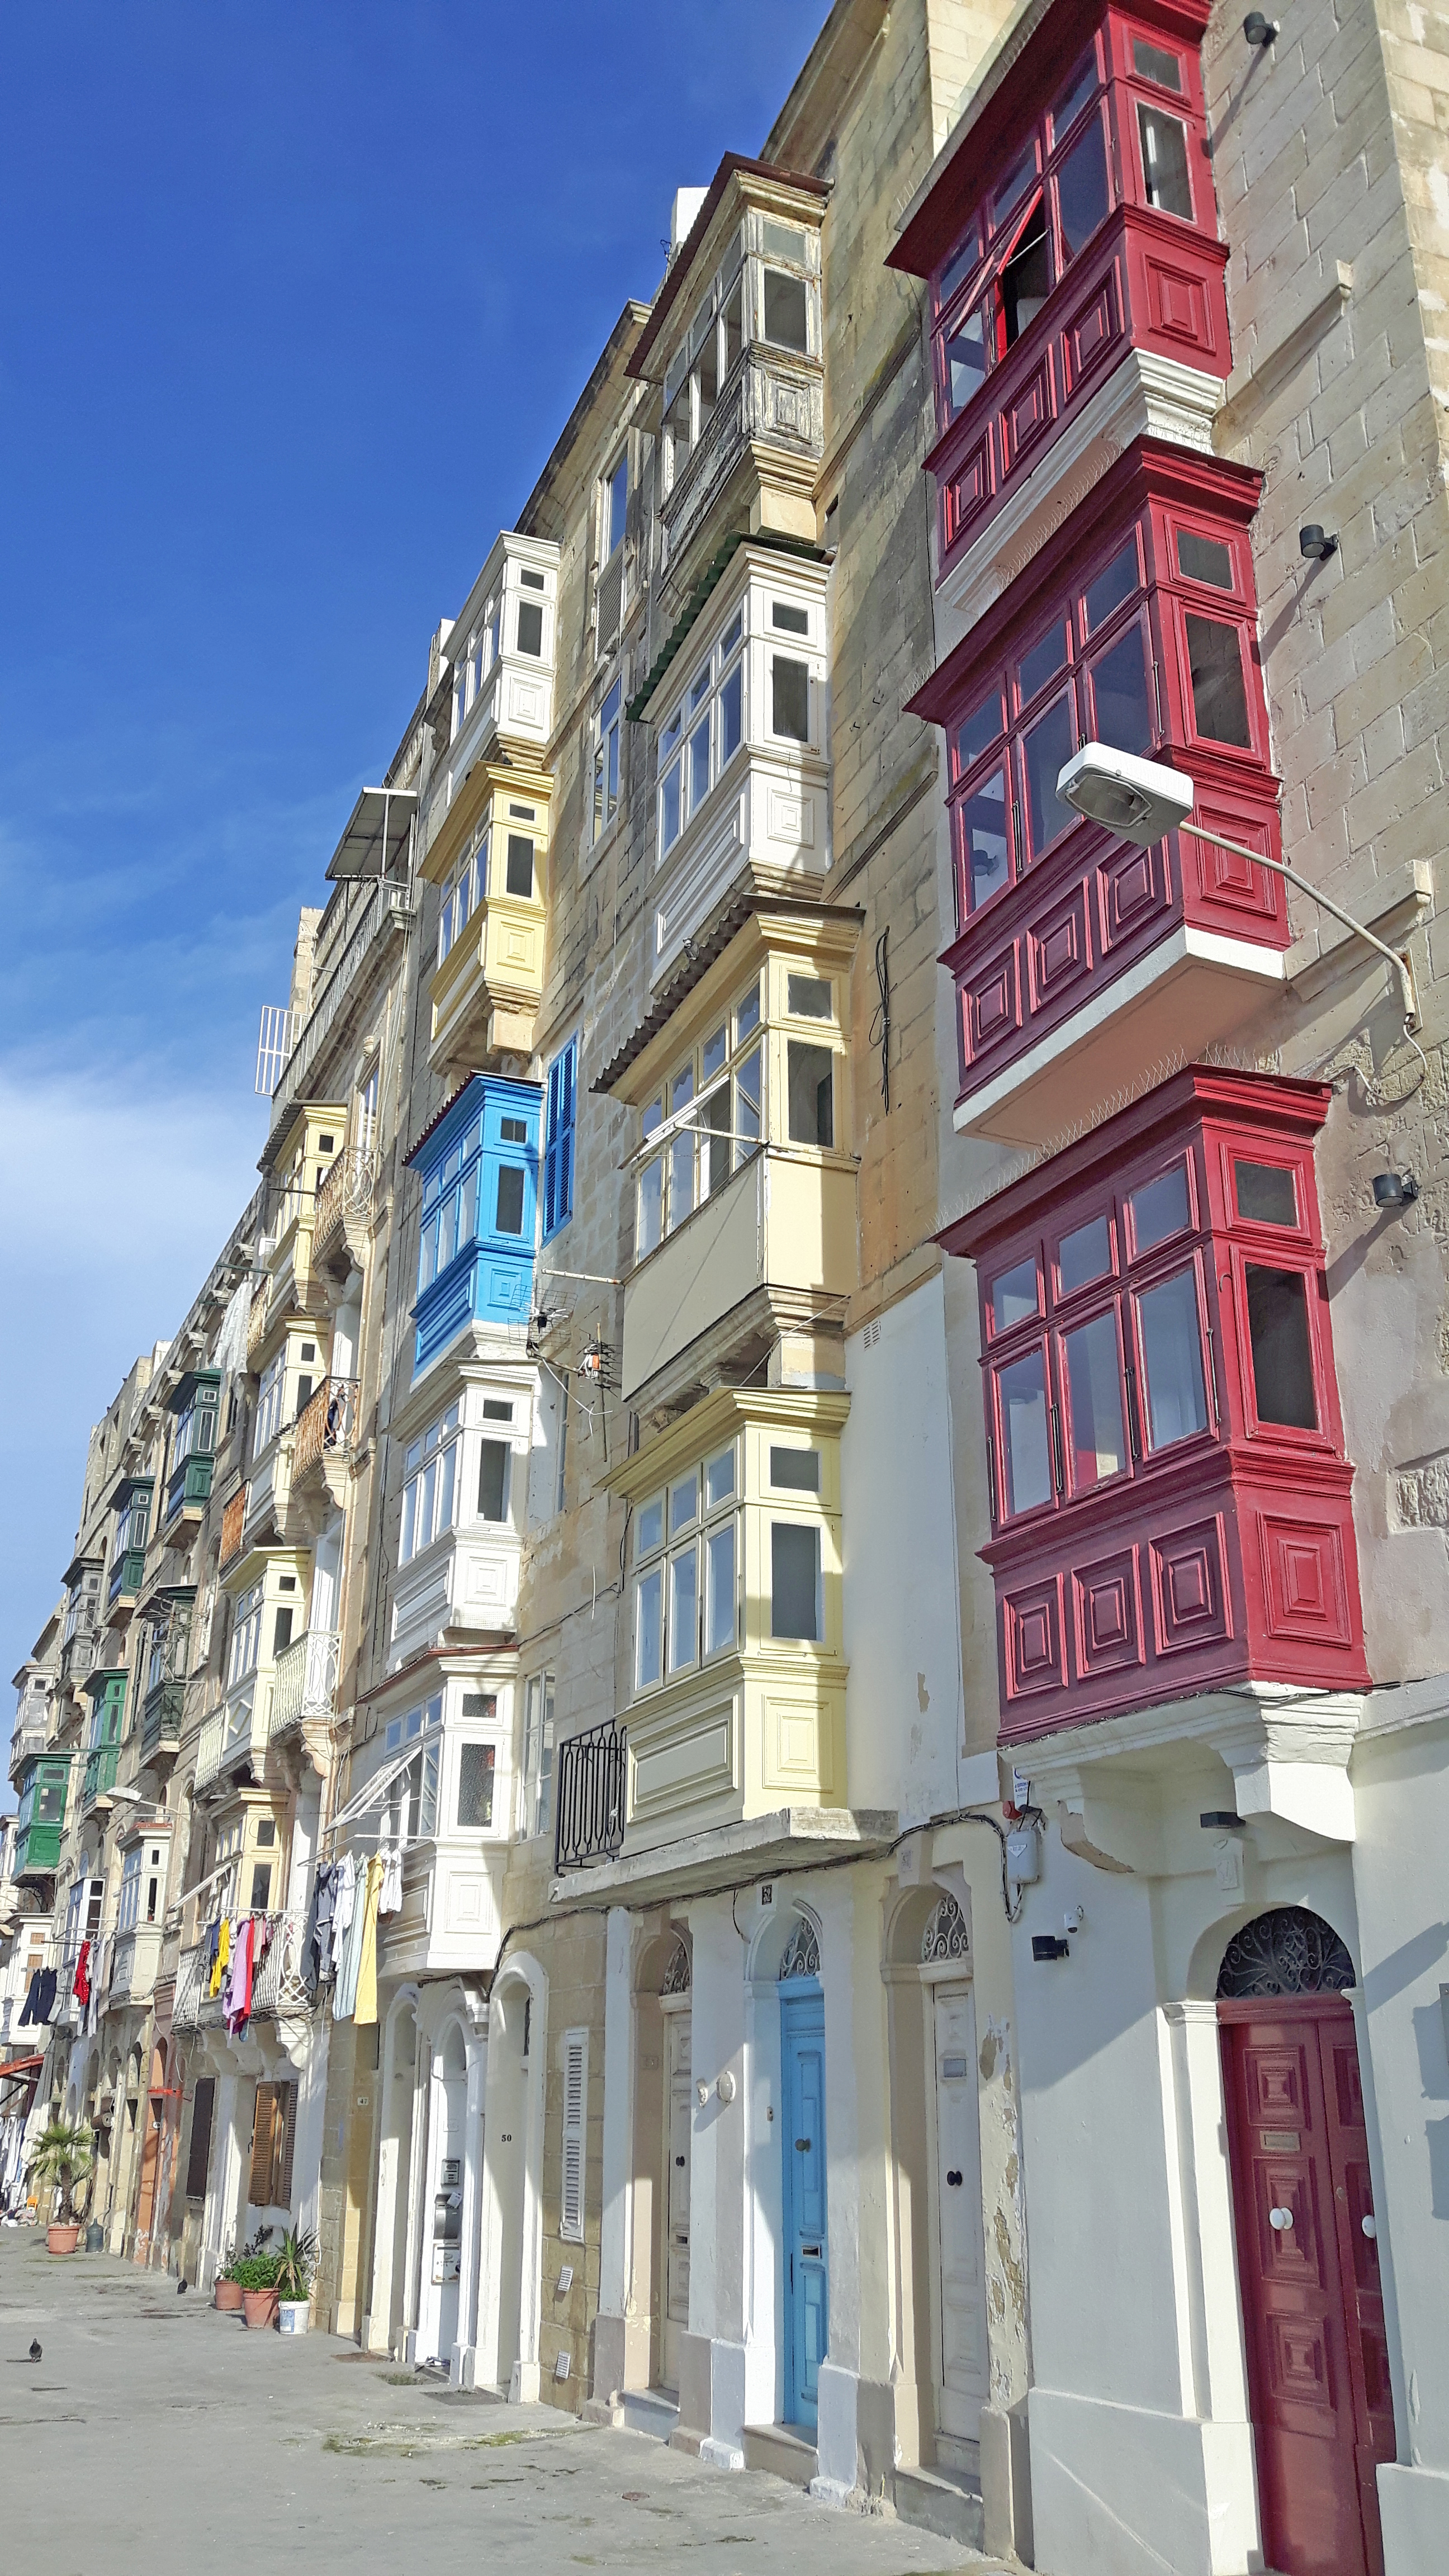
420,756 -> 552,1074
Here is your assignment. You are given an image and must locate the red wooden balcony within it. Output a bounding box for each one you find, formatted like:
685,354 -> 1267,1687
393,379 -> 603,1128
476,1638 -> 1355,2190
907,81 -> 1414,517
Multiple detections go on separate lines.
941,1069 -> 1369,1746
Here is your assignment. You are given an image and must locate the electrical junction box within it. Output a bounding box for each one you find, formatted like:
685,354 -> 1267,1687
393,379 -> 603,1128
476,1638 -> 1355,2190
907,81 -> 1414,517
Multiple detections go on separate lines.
1006,1825 -> 1040,1884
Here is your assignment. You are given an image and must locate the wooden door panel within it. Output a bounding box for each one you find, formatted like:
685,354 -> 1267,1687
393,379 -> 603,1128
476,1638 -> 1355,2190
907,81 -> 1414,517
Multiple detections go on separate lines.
934,1985 -> 987,2436
781,1990 -> 827,2432
1321,2020 -> 1393,2576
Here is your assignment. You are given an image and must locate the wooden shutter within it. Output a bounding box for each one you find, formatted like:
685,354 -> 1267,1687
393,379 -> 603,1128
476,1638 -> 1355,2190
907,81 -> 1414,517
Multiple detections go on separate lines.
276,2085 -> 297,2210
560,2029 -> 588,2243
248,2082 -> 281,2207
185,2077 -> 215,2201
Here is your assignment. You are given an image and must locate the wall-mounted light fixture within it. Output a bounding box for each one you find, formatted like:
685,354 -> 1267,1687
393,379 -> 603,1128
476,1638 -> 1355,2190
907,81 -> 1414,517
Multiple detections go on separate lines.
1032,1933 -> 1071,1963
1200,1810 -> 1247,1832
1243,11 -> 1278,41
1299,524 -> 1339,560
1372,1168 -> 1419,1210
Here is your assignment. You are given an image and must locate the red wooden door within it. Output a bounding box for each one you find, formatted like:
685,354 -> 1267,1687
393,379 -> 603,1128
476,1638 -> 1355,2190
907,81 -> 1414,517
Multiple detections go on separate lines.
1220,1999 -> 1389,2576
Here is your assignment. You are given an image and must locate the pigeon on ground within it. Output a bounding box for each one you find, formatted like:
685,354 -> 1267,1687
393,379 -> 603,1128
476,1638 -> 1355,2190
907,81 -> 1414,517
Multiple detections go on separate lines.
29,2340 -> 41,2362
177,2279 -> 187,2295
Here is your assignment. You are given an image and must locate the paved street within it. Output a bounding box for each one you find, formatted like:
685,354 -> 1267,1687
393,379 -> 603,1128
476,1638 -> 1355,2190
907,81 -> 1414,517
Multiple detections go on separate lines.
0,2234 -> 1009,2575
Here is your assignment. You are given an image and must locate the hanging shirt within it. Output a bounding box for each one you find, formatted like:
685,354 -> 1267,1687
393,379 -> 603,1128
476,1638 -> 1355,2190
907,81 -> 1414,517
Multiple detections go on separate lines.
378,1843 -> 403,1919
352,1855 -> 384,2028
330,1854 -> 356,1974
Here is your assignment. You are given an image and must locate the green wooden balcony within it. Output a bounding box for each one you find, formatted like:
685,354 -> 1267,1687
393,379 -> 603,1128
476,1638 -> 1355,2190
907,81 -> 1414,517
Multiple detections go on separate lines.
107,1547 -> 146,1610
164,1451 -> 215,1527
14,1815 -> 64,1876
81,1742 -> 120,1808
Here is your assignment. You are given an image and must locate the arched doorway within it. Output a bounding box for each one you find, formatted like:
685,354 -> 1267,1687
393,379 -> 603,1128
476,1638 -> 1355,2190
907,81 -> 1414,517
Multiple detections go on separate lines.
778,1913 -> 826,2435
367,1993 -> 420,2357
918,1892 -> 987,2461
1218,1906 -> 1392,2576
416,2021 -> 468,2368
134,2037 -> 168,2258
657,1938 -> 692,2393
479,1959 -> 546,2400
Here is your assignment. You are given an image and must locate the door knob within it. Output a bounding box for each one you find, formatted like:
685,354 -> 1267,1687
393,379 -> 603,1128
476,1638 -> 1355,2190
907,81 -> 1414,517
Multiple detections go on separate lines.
1268,2206 -> 1294,2231
946,2169 -> 963,2187
1362,2214 -> 1377,2239
795,2138 -> 811,2151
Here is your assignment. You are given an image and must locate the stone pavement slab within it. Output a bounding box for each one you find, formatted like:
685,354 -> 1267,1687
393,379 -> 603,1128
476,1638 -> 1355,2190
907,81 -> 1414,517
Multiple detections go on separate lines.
0,2233 -> 1015,2575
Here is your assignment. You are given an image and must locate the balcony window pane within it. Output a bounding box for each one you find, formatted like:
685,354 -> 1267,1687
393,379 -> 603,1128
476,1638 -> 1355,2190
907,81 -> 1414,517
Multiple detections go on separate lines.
605,452 -> 628,556
1090,623 -> 1153,758
1019,622 -> 1068,703
771,1523 -> 821,1641
689,712 -> 711,812
1022,694 -> 1077,855
670,1472 -> 698,1534
763,220 -> 807,264
1138,1269 -> 1208,1449
763,268 -> 808,352
478,1439 -> 509,1523
701,1088 -> 730,1199
736,980 -> 761,1039
770,1446 -> 820,1491
704,1447 -> 735,1508
1059,1214 -> 1112,1294
954,687 -> 1004,774
993,140 -> 1038,226
636,1568 -> 664,1688
1138,106 -> 1192,218
944,305 -> 987,415
787,974 -> 832,1018
457,1742 -> 495,1829
661,762 -> 682,853
787,1042 -> 834,1148
669,1128 -> 695,1230
1056,116 -> 1110,259
689,661 -> 711,713
771,656 -> 809,742
719,662 -> 743,761
505,835 -> 534,898
1246,1265 -> 1319,1429
1134,36 -> 1183,88
1186,615 -> 1251,747
637,1496 -> 665,1556
1053,53 -> 1098,133
438,1194 -> 457,1272
723,276 -> 744,373
998,1348 -> 1052,1514
962,764 -> 1010,912
735,1047 -> 762,1162
1062,1311 -> 1127,1490
495,1167 -> 525,1235
705,1521 -> 736,1654
991,1257 -> 1039,1332
1235,1159 -> 1298,1227
938,220 -> 982,311
702,1024 -> 728,1079
1130,1159 -> 1191,1251
638,1158 -> 663,1254
669,1547 -> 699,1670
516,600 -> 544,657
1000,197 -> 1049,345
1177,529 -> 1234,589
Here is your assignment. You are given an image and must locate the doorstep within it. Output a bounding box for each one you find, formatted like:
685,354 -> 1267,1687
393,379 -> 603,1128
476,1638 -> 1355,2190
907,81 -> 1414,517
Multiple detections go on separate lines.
741,2421 -> 818,2487
623,2388 -> 679,2442
894,2459 -> 985,2550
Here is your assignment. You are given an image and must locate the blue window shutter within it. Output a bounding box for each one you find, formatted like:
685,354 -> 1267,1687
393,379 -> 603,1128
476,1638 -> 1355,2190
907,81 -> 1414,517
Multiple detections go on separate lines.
543,1040 -> 577,1240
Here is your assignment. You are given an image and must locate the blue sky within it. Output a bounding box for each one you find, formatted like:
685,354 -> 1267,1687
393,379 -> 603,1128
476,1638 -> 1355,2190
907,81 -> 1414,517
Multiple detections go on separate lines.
0,0 -> 826,1749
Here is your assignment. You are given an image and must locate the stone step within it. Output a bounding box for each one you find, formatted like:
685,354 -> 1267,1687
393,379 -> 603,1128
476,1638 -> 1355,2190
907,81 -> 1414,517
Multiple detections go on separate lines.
741,2421 -> 818,2488
893,2461 -> 986,2550
622,2388 -> 680,2442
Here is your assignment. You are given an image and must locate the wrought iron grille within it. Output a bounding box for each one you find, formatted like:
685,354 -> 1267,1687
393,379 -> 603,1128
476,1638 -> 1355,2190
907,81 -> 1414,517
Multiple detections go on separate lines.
553,1720 -> 627,1871
660,1937 -> 691,1996
778,1916 -> 821,1981
921,1892 -> 970,1963
1216,1905 -> 1355,1999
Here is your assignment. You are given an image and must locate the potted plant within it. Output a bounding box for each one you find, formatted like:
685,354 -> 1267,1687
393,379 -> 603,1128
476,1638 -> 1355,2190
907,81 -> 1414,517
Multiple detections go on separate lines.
214,2246 -> 245,2312
274,2228 -> 318,2335
31,2119 -> 94,2255
235,2248 -> 281,2330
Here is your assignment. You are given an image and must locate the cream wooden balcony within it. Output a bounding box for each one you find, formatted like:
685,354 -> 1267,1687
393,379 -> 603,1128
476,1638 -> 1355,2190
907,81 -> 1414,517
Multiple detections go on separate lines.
419,758 -> 553,1076
108,1924 -> 162,2009
622,1144 -> 855,1405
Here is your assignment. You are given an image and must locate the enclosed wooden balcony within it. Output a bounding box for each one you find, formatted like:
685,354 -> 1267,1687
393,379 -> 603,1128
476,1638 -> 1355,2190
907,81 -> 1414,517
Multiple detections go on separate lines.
420,759 -> 552,1075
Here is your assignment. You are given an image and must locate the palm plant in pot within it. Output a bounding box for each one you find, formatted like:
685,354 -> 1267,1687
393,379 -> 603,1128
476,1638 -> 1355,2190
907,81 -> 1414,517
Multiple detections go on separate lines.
32,2119 -> 94,2255
274,2228 -> 318,2335
234,2247 -> 282,2330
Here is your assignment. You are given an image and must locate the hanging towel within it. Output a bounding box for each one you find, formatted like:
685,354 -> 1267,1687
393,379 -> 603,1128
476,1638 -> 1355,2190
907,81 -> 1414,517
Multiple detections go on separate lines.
224,1918 -> 257,2035
72,1940 -> 92,2009
333,1869 -> 367,2021
352,1855 -> 384,2028
331,1853 -> 356,1973
208,1917 -> 230,2000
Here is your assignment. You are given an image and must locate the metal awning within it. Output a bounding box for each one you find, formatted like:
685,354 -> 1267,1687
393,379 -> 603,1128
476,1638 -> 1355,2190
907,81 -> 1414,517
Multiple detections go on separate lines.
325,785 -> 418,882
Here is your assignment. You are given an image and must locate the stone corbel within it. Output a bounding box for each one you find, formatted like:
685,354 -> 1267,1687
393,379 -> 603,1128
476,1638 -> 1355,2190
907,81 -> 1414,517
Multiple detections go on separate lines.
1202,1689 -> 1362,1843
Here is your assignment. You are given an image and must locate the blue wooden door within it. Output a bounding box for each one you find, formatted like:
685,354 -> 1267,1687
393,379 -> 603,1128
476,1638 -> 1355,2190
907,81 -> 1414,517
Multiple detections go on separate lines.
780,1984 -> 827,2430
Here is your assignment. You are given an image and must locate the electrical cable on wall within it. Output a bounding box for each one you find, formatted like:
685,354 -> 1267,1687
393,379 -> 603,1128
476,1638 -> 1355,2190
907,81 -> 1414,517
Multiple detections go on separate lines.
870,925 -> 891,1111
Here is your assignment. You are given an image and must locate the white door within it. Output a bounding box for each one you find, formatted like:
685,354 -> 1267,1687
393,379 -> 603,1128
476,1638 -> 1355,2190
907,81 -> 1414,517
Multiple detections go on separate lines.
661,2011 -> 691,2391
933,1982 -> 987,2440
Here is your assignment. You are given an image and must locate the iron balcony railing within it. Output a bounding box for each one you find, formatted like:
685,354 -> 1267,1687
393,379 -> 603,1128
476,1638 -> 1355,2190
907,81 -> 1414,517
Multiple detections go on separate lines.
554,1719 -> 628,1872
313,1147 -> 378,1261
292,1376 -> 359,1484
172,1907 -> 313,2031
268,1627 -> 340,1737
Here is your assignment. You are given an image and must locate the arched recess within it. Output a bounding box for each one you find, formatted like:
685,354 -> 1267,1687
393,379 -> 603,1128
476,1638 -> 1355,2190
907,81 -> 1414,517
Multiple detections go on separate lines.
630,1928 -> 692,2395
415,2015 -> 470,2369
134,2035 -> 169,2254
479,1950 -> 548,2400
367,1985 -> 421,2356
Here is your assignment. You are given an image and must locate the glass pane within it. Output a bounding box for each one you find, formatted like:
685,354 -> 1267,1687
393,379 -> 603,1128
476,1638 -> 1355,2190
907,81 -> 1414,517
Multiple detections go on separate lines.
1019,622 -> 1068,703
1058,1213 -> 1112,1294
770,1447 -> 821,1491
1022,694 -> 1077,854
669,1128 -> 695,1229
702,1024 -> 728,1079
1000,197 -> 1050,344
763,268 -> 808,352
787,973 -> 832,1018
1062,1311 -> 1126,1490
705,1522 -> 736,1654
636,1568 -> 663,1688
962,765 -> 1010,912
998,1348 -> 1052,1514
457,1743 -> 495,1830
1084,542 -> 1139,638
1177,529 -> 1234,589
1138,1270 -> 1208,1449
1130,1160 -> 1191,1251
944,305 -> 987,414
937,221 -> 982,311
638,1158 -> 663,1256
991,1257 -> 1039,1332
772,601 -> 809,635
701,1088 -> 730,1198
1235,1159 -> 1298,1227
1053,53 -> 1097,133
719,662 -> 742,762
689,713 -> 711,811
736,981 -> 760,1039
689,661 -> 711,712
954,688 -> 1004,774
787,1041 -> 834,1147
495,1167 -> 525,1234
1056,116 -> 1110,259
762,219 -> 807,264
704,1447 -> 736,1508
735,1047 -> 762,1161
477,1439 -> 509,1522
993,140 -> 1038,226
1246,1265 -> 1319,1428
669,1547 -> 699,1670
771,656 -> 809,742
1186,615 -> 1251,746
671,1063 -> 695,1115
771,1523 -> 821,1641
505,834 -> 534,897
516,600 -> 544,657
1133,37 -> 1183,89
637,1497 -> 665,1556
1090,624 -> 1154,757
670,1472 -> 699,1533
661,762 -> 682,851
1138,105 -> 1192,217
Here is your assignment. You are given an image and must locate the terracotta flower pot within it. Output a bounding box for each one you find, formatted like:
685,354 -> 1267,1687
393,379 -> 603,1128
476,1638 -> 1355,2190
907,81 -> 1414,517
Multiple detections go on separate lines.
215,2277 -> 244,2311
46,2222 -> 81,2256
242,2286 -> 279,2330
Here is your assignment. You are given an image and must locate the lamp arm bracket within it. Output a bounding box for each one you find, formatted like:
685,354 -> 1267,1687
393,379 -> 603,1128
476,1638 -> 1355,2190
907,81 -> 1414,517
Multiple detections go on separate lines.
1179,822 -> 1420,1031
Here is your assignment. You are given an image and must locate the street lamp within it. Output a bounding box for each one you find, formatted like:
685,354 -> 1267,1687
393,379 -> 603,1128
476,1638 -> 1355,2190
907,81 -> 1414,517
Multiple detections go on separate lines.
1056,743 -> 1420,1033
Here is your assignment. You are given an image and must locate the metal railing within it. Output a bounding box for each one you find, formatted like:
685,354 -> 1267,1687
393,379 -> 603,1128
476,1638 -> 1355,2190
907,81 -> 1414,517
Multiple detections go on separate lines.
172,1907 -> 312,2031
553,1719 -> 628,1871
268,1628 -> 340,1737
267,878 -> 413,1138
314,1147 -> 378,1259
292,1376 -> 360,1483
